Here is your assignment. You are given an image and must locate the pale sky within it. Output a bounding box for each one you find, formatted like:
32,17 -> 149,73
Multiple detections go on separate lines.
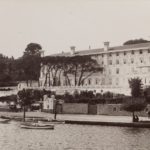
0,0 -> 150,58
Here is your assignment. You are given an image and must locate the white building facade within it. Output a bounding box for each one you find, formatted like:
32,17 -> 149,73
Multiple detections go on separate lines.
39,42 -> 150,95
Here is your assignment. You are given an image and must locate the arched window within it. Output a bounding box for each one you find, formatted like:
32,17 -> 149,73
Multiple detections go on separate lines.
88,79 -> 91,85
95,78 -> 99,85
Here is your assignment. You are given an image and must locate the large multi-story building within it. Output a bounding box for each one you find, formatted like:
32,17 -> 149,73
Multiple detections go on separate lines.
39,42 -> 150,95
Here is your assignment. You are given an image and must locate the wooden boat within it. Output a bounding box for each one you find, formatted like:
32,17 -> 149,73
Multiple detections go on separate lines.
0,118 -> 10,123
20,122 -> 54,130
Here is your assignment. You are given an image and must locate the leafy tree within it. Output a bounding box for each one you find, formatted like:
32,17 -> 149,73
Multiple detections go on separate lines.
123,38 -> 149,45
18,89 -> 34,121
15,56 -> 41,86
42,56 -> 64,86
15,43 -> 42,86
122,78 -> 147,122
42,55 -> 103,86
24,43 -> 42,56
0,54 -> 17,86
122,98 -> 147,122
128,77 -> 143,98
66,56 -> 102,86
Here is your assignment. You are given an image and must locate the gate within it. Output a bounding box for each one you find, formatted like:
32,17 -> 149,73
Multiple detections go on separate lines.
88,104 -> 97,114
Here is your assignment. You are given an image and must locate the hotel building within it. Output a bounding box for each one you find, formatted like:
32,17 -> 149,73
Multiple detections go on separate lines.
39,42 -> 150,95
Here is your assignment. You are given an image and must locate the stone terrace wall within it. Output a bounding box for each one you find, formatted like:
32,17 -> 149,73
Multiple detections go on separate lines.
59,103 -> 150,117
97,104 -> 150,117
62,103 -> 88,114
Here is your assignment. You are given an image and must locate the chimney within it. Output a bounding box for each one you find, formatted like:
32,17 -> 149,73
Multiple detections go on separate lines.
70,46 -> 76,55
104,41 -> 109,51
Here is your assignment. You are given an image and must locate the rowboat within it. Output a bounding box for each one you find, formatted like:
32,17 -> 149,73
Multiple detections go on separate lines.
20,122 -> 54,130
0,118 -> 10,123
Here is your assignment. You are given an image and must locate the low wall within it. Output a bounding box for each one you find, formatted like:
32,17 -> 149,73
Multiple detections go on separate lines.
62,103 -> 88,114
42,103 -> 150,117
97,104 -> 150,117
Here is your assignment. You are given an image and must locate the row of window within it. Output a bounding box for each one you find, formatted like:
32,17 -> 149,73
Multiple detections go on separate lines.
108,57 -> 145,65
100,57 -> 148,65
100,49 -> 150,57
63,75 -> 150,87
110,67 -> 150,75
108,58 -> 144,65
87,78 -> 120,86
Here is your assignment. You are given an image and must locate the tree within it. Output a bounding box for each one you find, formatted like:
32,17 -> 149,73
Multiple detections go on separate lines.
42,55 -> 103,87
67,56 -> 103,86
128,77 -> 143,98
122,98 -> 147,122
18,89 -> 34,121
15,43 -> 42,86
122,78 -> 147,122
123,38 -> 149,45
42,56 -> 65,86
24,43 -> 42,56
0,54 -> 17,86
15,55 -> 41,86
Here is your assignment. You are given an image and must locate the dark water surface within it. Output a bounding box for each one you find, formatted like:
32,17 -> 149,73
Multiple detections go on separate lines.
0,121 -> 150,150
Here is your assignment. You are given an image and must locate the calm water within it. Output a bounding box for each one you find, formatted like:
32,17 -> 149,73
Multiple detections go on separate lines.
0,121 -> 150,150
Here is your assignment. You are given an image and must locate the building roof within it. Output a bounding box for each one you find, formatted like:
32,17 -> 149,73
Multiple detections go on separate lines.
51,42 -> 150,57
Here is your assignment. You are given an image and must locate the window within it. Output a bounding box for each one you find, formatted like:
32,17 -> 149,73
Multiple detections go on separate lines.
109,69 -> 111,74
113,107 -> 116,111
116,52 -> 119,56
116,60 -> 119,65
131,50 -> 134,54
116,68 -> 119,74
109,78 -> 112,85
109,53 -> 112,57
116,78 -> 119,85
95,78 -> 99,85
140,58 -> 143,63
131,67 -> 135,73
94,55 -> 98,59
139,49 -> 143,54
123,59 -> 126,64
102,54 -> 103,57
88,79 -> 91,85
101,78 -> 105,85
148,49 -> 150,53
109,60 -> 112,65
131,58 -> 134,64
124,51 -> 126,55
102,61 -> 104,65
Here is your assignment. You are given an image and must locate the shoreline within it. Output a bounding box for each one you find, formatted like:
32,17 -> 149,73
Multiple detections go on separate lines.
1,111 -> 150,128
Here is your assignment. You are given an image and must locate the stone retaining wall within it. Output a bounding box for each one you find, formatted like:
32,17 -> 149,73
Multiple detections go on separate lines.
59,103 -> 150,116
62,103 -> 88,114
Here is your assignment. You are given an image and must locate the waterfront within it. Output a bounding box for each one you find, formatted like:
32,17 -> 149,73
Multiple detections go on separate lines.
0,121 -> 150,150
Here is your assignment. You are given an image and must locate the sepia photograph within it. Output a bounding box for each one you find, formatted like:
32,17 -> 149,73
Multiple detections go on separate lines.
0,0 -> 150,150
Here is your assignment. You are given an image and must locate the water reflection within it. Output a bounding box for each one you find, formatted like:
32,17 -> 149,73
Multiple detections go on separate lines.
123,127 -> 146,134
0,122 -> 150,150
